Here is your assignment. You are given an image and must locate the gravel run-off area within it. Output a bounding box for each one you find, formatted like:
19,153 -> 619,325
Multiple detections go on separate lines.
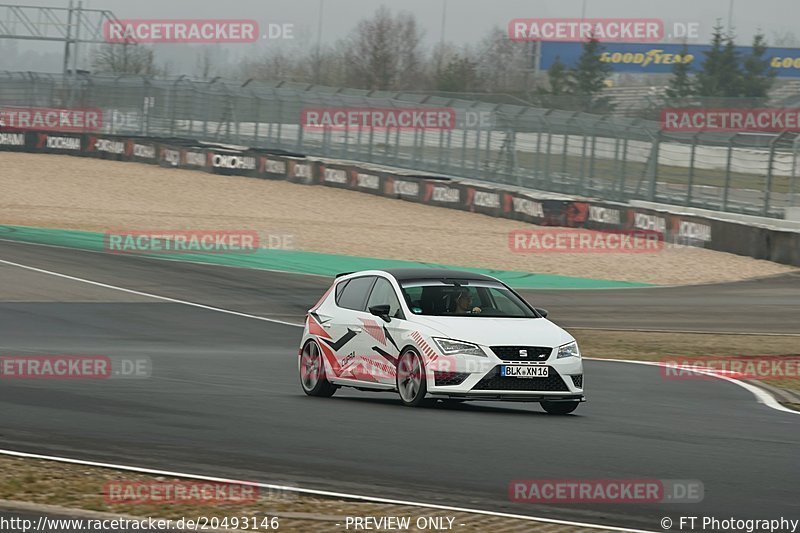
0,153 -> 795,285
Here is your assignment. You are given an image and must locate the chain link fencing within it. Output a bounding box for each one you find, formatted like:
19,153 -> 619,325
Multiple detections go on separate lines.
2,71 -> 799,218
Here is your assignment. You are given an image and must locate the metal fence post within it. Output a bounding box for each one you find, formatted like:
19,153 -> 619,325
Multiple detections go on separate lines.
686,133 -> 699,206
722,134 -> 735,211
646,132 -> 661,201
531,114 -> 544,186
619,134 -> 630,200
296,106 -> 305,153
415,127 -> 423,168
143,77 -> 152,137
561,115 -> 573,179
367,122 -> 375,160
201,84 -> 210,138
443,128 -> 453,171
472,103 -> 482,176
393,127 -> 401,165
509,107 -> 527,186
275,92 -> 284,148
253,93 -> 262,146
169,76 -> 185,137
791,134 -> 800,208
460,119 -> 468,175
764,132 -> 789,216
578,119 -> 588,191
586,117 -> 604,195
543,113 -> 553,189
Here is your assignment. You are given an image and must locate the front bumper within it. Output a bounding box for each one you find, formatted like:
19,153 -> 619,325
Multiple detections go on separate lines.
426,353 -> 584,400
430,392 -> 585,402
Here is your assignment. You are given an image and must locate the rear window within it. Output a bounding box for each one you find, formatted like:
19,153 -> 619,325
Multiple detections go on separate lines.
336,276 -> 376,311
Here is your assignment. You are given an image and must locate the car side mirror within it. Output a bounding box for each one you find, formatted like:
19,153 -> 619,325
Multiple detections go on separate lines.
369,304 -> 392,322
535,307 -> 548,318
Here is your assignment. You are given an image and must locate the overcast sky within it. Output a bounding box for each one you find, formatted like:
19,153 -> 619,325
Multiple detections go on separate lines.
2,0 -> 798,72
19,0 -> 798,42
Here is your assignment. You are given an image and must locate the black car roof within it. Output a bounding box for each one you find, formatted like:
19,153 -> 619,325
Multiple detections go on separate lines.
379,268 -> 497,282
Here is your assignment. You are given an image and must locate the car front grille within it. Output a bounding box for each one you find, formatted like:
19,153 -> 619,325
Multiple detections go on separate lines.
491,346 -> 552,362
434,371 -> 470,386
571,374 -> 583,388
472,366 -> 568,391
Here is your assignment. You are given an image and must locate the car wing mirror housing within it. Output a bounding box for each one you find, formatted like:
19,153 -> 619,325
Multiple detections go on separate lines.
369,304 -> 392,322
534,307 -> 549,318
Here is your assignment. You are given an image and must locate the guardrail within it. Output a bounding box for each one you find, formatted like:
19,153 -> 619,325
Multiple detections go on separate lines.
1,129 -> 797,267
2,72 -> 800,219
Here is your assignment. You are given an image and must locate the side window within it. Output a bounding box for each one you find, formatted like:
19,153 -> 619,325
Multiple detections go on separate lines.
334,280 -> 350,305
402,286 -> 424,314
336,276 -> 376,311
366,278 -> 405,319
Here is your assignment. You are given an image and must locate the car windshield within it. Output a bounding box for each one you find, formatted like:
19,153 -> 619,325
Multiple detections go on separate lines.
399,280 -> 536,318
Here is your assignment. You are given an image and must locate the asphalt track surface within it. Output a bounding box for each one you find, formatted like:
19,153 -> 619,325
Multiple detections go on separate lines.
0,240 -> 798,532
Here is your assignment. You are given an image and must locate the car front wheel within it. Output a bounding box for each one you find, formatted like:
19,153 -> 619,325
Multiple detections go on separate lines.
299,340 -> 337,397
396,348 -> 433,407
540,400 -> 579,415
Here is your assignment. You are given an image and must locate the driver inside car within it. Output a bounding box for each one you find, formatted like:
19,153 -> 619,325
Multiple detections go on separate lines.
453,289 -> 482,314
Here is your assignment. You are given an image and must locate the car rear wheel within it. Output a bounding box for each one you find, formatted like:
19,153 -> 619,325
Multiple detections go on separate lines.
540,400 -> 579,415
300,340 -> 337,397
396,349 -> 433,407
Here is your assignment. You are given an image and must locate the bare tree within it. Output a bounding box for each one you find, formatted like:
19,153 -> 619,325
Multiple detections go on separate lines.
195,46 -> 217,80
771,30 -> 799,47
240,44 -> 307,82
229,9 -> 543,96
309,42 -> 350,86
473,27 -> 531,94
91,43 -> 158,75
342,6 -> 425,90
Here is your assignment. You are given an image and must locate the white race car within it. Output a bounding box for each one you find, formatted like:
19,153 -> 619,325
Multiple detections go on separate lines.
298,269 -> 585,414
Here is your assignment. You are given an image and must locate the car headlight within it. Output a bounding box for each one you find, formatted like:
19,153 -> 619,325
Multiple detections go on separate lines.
557,341 -> 580,359
432,338 -> 487,357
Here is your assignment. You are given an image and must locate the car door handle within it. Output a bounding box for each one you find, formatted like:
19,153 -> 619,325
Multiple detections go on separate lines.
322,323 -> 332,329
351,327 -> 362,333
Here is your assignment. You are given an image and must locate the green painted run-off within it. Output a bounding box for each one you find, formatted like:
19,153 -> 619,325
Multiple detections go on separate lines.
0,225 -> 654,290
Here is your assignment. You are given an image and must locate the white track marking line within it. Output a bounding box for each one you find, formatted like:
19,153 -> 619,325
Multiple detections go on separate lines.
0,258 -> 304,328
0,256 -> 795,417
0,449 -> 658,533
573,327 -> 800,337
586,358 -> 799,415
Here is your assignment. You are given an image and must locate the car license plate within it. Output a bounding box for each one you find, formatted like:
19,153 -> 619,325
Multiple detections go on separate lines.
501,365 -> 548,378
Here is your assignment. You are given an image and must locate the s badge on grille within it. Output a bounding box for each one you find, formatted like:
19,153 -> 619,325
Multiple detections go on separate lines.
519,349 -> 528,357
